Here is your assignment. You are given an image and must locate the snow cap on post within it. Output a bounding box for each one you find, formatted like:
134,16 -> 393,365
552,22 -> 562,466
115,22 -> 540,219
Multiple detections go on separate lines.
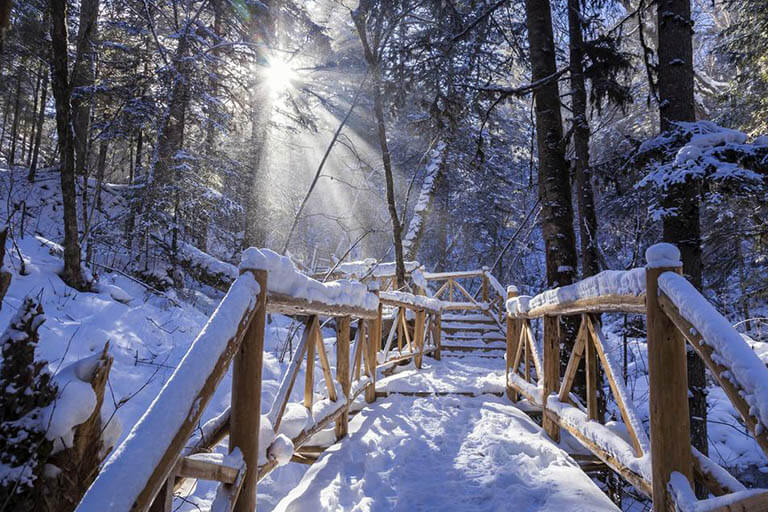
240,247 -> 268,272
506,285 -> 519,295
645,243 -> 682,268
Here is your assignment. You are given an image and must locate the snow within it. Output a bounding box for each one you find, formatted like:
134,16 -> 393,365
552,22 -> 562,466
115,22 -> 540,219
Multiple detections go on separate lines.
78,272 -> 261,511
645,242 -> 682,268
333,259 -> 421,279
379,290 -> 443,312
658,271 -> 768,434
402,141 -> 445,255
506,268 -> 646,316
379,356 -> 505,395
668,471 -> 766,512
546,398 -> 652,482
44,353 -> 122,454
484,270 -> 506,298
241,248 -> 378,311
268,434 -> 294,467
274,395 -> 619,511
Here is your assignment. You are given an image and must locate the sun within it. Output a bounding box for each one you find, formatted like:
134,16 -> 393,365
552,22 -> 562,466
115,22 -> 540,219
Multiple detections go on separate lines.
264,58 -> 296,92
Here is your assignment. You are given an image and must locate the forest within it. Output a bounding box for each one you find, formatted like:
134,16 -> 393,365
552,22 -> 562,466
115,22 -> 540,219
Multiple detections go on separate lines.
0,0 -> 767,510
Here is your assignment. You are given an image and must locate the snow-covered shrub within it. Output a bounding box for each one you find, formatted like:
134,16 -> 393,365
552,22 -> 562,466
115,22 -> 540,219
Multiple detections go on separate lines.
0,296 -> 56,511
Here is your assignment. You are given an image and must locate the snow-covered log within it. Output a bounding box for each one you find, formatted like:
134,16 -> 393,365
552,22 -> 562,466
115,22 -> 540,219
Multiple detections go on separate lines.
402,141 -> 447,260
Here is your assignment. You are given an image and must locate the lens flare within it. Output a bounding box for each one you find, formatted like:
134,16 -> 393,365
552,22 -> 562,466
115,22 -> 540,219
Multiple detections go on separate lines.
264,58 -> 295,92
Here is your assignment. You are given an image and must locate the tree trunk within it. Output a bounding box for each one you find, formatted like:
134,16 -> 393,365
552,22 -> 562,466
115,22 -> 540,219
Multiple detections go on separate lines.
242,1 -> 277,250
525,0 -> 578,290
567,0 -> 599,279
657,0 -> 707,458
29,66 -> 48,181
72,0 -> 99,177
8,70 -> 21,166
50,0 -> 87,290
352,4 -> 407,288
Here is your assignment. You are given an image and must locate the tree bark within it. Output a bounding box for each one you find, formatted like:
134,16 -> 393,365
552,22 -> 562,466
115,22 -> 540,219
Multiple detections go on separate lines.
352,3 -> 407,288
71,0 -> 99,178
50,0 -> 87,290
524,0 -> 578,288
29,66 -> 48,181
567,0 -> 599,279
657,0 -> 707,458
8,69 -> 21,166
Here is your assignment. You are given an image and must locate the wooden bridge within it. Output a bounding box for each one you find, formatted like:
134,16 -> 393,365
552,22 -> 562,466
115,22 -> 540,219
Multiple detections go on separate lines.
77,244 -> 768,512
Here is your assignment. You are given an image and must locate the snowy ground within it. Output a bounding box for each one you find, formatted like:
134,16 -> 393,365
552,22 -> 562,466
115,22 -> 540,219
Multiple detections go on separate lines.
378,355 -> 505,395
274,395 -> 619,511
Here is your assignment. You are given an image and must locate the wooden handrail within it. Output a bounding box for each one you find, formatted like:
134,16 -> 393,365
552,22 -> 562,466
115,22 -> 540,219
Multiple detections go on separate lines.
504,244 -> 768,511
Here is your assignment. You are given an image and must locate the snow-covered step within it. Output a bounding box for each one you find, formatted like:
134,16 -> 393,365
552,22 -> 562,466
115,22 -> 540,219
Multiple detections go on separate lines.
441,313 -> 497,324
442,331 -> 505,342
441,345 -> 505,353
441,322 -> 500,333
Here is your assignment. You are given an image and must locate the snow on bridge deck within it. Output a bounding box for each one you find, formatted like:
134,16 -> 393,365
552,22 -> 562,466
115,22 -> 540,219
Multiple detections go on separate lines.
274,357 -> 619,511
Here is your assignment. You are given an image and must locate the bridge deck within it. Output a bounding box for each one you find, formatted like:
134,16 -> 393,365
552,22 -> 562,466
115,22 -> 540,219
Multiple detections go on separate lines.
274,357 -> 619,512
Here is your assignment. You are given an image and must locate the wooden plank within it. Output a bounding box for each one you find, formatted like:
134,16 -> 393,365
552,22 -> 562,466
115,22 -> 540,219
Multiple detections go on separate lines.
658,291 -> 768,458
352,319 -> 364,380
558,319 -> 587,403
335,316 -> 351,439
414,309 -> 425,369
401,308 -> 413,353
364,317 -> 376,403
452,280 -> 476,303
267,316 -> 314,432
524,321 -> 543,379
209,461 -> 246,512
266,291 -> 377,319
542,316 -> 560,442
511,294 -> 646,319
304,316 -> 317,409
433,280 -> 449,299
506,287 -> 520,401
704,491 -> 768,512
230,269 -> 267,512
586,315 -> 646,457
422,269 -> 485,280
368,303 -> 382,403
397,307 -> 404,352
314,320 -> 338,402
646,264 -> 693,509
178,456 -> 238,485
584,315 -> 599,422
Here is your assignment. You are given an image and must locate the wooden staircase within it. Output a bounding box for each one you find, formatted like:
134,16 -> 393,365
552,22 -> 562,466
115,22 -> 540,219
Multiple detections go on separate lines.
440,312 -> 506,356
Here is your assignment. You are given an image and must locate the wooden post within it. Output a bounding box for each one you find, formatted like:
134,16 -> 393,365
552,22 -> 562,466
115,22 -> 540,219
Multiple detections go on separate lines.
397,307 -> 404,352
481,268 -> 489,303
646,245 -> 693,510
230,269 -> 267,512
414,309 -> 425,369
542,315 -> 560,442
335,316 -> 351,439
506,287 -> 519,401
363,318 -> 377,403
584,314 -> 599,421
304,316 -> 318,409
433,314 -> 442,361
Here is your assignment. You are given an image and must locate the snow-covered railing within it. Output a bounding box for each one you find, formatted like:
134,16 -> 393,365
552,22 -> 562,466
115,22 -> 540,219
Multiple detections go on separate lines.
378,290 -> 443,370
79,254 -> 268,512
506,267 -> 646,319
79,248 -> 448,512
425,267 -> 508,329
503,243 -> 768,511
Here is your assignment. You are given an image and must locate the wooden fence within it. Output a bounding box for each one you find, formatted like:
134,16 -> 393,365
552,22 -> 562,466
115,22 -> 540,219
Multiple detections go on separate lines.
77,252 -> 482,512
506,244 -> 768,511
